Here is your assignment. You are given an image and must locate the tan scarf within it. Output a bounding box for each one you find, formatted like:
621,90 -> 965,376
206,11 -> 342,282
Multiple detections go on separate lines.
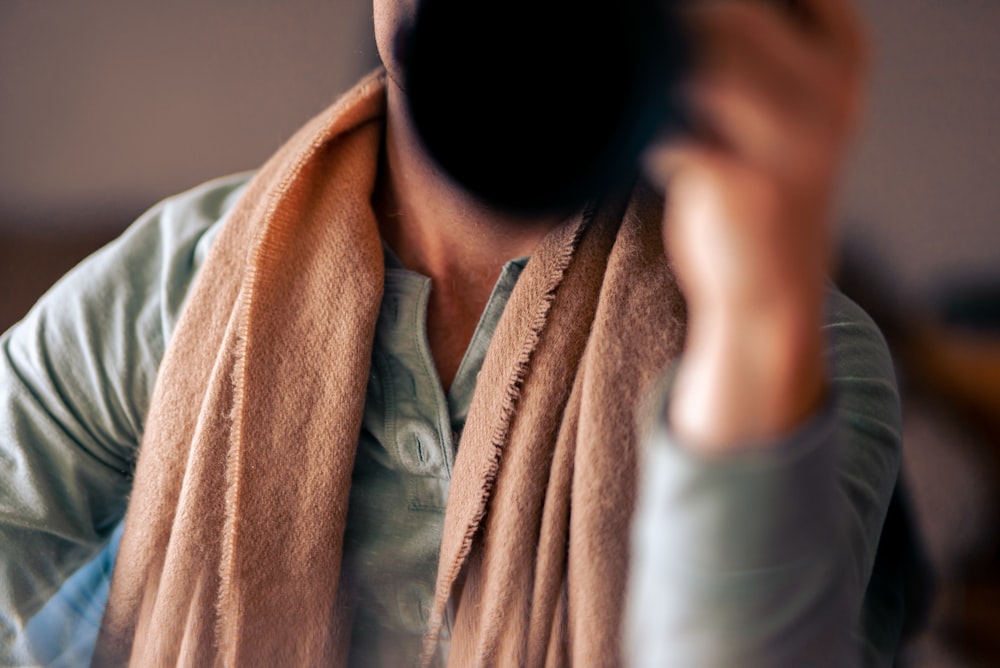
93,69 -> 687,667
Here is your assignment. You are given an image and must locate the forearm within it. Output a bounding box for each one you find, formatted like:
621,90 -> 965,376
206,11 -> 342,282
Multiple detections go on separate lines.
625,289 -> 903,667
669,295 -> 828,451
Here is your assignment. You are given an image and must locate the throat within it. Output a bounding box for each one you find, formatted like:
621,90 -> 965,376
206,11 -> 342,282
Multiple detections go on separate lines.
425,277 -> 493,393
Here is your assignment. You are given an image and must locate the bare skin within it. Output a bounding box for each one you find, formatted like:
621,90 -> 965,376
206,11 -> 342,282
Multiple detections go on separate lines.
373,0 -> 867,447
373,83 -> 559,390
371,0 -> 561,390
650,0 -> 868,451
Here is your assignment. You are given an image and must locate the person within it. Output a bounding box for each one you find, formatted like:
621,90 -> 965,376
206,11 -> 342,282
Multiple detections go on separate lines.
0,0 -> 909,665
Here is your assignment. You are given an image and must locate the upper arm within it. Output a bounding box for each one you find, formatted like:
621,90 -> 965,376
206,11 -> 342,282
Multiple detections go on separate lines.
0,172 -> 250,649
825,289 -> 903,598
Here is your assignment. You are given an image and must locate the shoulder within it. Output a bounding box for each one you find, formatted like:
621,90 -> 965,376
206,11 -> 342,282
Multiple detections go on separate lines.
824,286 -> 902,432
2,171 -> 258,450
153,171 -> 255,237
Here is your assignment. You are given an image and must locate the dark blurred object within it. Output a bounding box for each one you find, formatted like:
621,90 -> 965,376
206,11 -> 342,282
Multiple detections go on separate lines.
0,225 -> 124,333
896,311 -> 1000,668
933,282 -> 1000,333
404,0 -> 690,217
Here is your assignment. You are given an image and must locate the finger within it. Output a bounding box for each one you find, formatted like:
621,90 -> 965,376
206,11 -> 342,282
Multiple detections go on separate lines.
686,1 -> 866,76
687,78 -> 802,175
783,0 -> 869,70
646,137 -> 832,304
684,1 -> 845,95
683,1 -> 855,120
790,0 -> 870,128
643,135 -> 801,225
643,136 -> 732,190
679,2 -> 861,169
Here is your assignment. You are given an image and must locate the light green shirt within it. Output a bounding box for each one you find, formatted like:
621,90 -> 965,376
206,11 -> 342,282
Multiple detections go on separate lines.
1,173 -> 905,667
343,247 -> 526,666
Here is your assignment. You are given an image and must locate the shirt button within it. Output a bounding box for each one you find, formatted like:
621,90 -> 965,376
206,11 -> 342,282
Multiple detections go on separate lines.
399,422 -> 441,472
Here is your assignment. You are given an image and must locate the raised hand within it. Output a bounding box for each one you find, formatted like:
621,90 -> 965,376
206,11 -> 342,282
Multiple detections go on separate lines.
645,0 -> 869,451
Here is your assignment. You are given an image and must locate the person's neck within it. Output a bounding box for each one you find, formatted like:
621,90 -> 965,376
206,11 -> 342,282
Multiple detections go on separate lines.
376,86 -> 559,284
374,84 -> 563,390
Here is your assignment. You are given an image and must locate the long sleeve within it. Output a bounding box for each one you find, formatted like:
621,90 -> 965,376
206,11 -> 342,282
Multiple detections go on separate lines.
0,173 -> 248,663
626,289 -> 903,667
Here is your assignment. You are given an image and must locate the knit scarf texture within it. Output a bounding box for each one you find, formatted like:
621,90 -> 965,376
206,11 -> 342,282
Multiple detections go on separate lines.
93,69 -> 687,667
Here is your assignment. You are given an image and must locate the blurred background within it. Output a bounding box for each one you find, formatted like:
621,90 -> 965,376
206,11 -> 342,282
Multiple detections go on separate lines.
1,0 -> 998,665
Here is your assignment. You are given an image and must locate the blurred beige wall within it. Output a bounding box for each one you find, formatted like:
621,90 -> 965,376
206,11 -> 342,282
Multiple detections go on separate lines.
0,0 -> 998,301
843,0 -> 1000,301
0,0 -> 379,232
